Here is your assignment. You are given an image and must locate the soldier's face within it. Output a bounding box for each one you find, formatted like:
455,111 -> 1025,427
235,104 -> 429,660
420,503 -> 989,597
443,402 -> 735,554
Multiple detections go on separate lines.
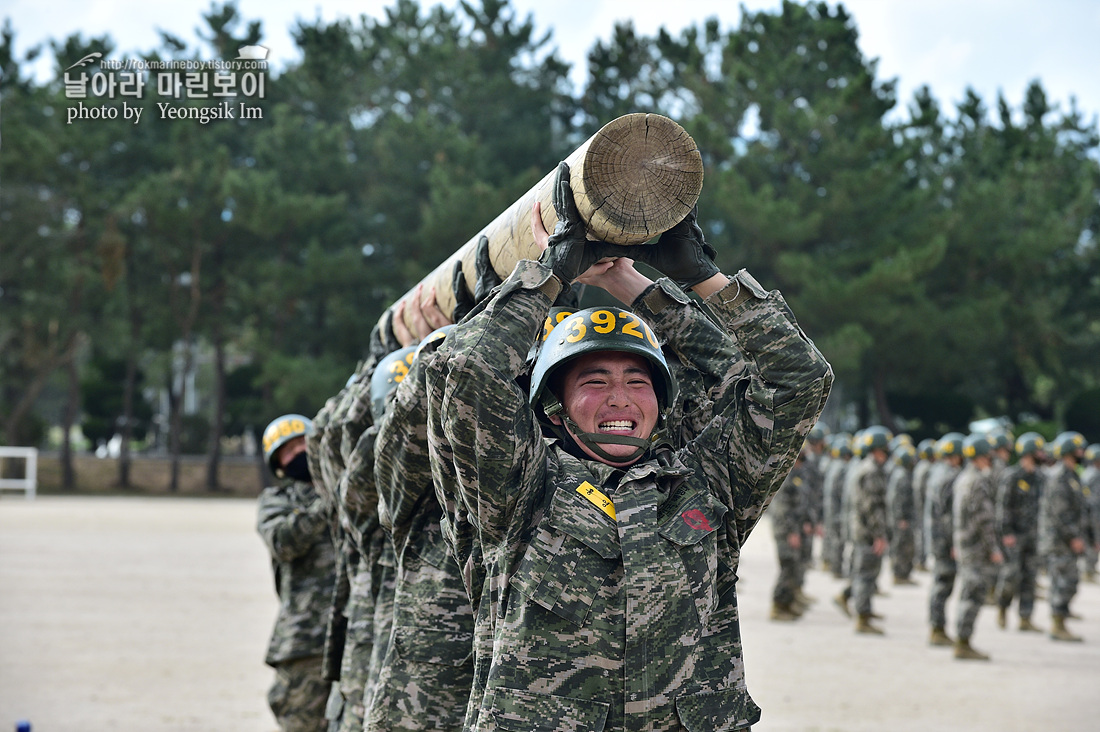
551,351 -> 659,465
274,436 -> 307,470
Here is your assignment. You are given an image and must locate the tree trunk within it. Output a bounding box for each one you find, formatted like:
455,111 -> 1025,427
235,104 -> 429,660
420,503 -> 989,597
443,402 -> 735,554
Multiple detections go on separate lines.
2,334 -> 79,446
389,113 -> 704,331
872,369 -> 898,434
118,348 -> 137,489
61,357 -> 80,490
167,368 -> 182,493
206,334 -> 226,491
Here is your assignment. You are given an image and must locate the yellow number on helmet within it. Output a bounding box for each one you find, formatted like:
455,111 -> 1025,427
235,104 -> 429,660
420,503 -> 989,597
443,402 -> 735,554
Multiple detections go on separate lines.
565,316 -> 586,343
390,359 -> 409,384
591,310 -> 615,334
620,313 -> 644,340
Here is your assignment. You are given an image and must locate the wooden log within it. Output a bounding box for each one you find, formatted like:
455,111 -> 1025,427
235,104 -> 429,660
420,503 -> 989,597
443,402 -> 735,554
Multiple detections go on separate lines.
394,113 -> 703,332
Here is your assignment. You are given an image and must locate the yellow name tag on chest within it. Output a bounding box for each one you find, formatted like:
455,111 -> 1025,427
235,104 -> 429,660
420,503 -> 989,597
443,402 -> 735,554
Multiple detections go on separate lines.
577,481 -> 616,520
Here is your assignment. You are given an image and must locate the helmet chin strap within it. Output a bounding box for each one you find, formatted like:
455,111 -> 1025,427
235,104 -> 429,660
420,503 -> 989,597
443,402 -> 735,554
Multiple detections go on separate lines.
542,394 -> 655,465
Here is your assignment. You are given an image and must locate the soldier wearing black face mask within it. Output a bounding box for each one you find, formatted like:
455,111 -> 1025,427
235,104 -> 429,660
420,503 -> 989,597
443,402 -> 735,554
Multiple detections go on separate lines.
258,414 -> 336,732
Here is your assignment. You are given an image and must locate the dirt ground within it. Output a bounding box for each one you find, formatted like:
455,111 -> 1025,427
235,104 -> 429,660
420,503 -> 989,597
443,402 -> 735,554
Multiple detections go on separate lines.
2,495 -> 1097,732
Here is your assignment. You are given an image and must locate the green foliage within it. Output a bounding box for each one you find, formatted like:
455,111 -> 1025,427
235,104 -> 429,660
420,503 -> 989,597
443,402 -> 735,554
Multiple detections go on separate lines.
1065,388 -> 1100,443
79,354 -> 153,443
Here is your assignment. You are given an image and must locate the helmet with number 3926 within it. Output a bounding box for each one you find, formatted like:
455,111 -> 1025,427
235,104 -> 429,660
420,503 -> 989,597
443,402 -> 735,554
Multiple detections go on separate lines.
529,306 -> 677,427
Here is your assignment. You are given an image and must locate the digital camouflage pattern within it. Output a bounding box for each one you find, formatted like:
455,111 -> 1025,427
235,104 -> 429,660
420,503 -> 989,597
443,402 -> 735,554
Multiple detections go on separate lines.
368,342 -> 475,732
995,463 -> 1043,617
800,450 -> 823,575
886,461 -> 915,579
845,456 -> 887,616
257,479 -> 336,666
314,311 -> 406,732
336,422 -> 396,729
952,463 -> 999,638
771,461 -> 808,607
336,549 -> 377,732
1040,462 -> 1087,615
925,462 -> 961,629
911,456 -> 934,565
425,260 -> 832,731
267,655 -> 329,732
822,456 -> 850,577
1083,463 -> 1100,575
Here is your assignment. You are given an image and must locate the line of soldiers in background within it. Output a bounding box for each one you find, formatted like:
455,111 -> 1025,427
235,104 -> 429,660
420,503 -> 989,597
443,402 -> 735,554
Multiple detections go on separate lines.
255,307 -> 460,732
769,423 -> 1100,661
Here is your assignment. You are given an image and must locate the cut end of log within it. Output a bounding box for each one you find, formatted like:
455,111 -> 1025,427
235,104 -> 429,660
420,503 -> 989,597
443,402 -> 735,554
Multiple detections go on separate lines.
576,113 -> 704,244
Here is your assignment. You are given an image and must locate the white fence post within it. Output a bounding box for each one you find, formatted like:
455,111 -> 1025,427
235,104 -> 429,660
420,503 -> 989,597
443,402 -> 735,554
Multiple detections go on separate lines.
0,447 -> 38,499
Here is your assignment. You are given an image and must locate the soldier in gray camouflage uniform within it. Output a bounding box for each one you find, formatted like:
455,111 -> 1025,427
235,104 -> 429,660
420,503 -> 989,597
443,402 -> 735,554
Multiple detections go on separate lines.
258,414 -> 337,732
424,163 -> 832,731
994,432 -> 1045,632
843,426 -> 891,634
926,432 -> 965,646
911,438 -> 936,571
1040,431 -> 1090,642
951,433 -> 1004,660
316,306 -> 424,732
886,442 -> 917,585
798,426 -> 827,599
770,451 -> 809,621
369,318 -> 478,732
1083,444 -> 1100,584
822,436 -> 852,578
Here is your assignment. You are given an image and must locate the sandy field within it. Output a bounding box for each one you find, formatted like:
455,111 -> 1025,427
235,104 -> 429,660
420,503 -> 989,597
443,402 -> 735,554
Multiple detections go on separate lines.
2,495 -> 1097,732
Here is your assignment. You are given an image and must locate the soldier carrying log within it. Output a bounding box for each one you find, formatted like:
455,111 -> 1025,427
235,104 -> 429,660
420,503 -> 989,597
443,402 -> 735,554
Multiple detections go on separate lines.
422,160 -> 833,731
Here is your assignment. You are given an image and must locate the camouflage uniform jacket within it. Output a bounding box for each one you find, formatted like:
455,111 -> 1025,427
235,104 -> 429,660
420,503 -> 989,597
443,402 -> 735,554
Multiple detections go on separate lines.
371,346 -> 477,729
1039,462 -> 1087,557
770,462 -> 807,541
912,459 -> 933,503
801,451 -> 824,526
257,479 -> 337,666
926,463 -> 961,561
1083,465 -> 1100,546
995,464 -> 1042,545
847,456 -> 887,545
911,460 -> 933,521
425,261 -> 832,732
952,464 -> 998,565
886,464 -> 914,528
339,422 -> 394,636
822,458 -> 849,535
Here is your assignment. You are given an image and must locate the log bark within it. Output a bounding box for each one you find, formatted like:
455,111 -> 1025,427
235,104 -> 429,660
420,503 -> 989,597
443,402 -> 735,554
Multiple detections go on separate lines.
394,113 -> 703,331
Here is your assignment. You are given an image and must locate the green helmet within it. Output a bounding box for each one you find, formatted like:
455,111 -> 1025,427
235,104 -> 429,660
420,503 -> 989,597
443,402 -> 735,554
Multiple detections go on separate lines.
1049,431 -> 1087,460
857,425 -> 893,455
935,432 -> 966,459
963,432 -> 995,459
262,414 -> 314,475
808,423 -> 830,444
987,429 -> 1013,452
829,433 -> 853,459
916,438 -> 936,460
529,306 -> 676,463
892,443 -> 917,468
888,433 -> 913,452
526,306 -> 579,364
1014,431 -> 1045,458
370,346 -> 418,421
413,324 -> 456,362
1084,444 -> 1100,463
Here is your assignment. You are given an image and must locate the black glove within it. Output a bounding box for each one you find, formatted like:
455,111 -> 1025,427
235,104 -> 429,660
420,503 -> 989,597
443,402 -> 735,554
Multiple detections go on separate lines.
603,206 -> 719,290
539,162 -> 608,285
452,235 -> 503,321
